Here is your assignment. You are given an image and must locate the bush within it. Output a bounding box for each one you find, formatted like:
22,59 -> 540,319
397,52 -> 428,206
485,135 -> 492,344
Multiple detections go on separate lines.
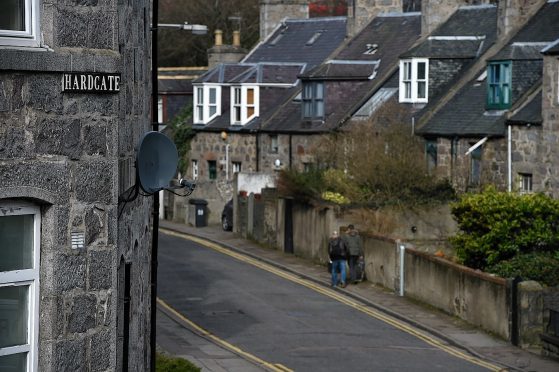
156,353 -> 200,372
277,169 -> 325,203
450,187 -> 559,270
488,252 -> 559,287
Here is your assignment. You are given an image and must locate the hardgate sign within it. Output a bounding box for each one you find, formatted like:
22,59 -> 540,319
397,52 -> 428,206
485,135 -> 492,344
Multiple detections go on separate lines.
62,73 -> 121,93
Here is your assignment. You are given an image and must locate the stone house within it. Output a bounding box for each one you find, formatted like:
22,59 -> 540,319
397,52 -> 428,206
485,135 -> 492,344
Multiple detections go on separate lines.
415,0 -> 559,194
0,1 -> 153,371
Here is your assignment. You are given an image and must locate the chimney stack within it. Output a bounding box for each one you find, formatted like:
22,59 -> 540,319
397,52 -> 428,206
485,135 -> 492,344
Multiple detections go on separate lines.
497,0 -> 546,38
259,0 -> 309,41
207,30 -> 247,68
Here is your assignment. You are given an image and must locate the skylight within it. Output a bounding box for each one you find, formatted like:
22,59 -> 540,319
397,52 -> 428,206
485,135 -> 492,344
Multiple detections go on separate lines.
364,43 -> 378,55
306,32 -> 323,46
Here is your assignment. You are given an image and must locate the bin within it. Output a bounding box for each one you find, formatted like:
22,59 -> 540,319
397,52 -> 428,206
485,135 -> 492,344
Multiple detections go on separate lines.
188,199 -> 208,227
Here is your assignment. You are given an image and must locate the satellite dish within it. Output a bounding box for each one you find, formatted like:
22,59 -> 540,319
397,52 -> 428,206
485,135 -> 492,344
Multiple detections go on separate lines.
137,131 -> 178,193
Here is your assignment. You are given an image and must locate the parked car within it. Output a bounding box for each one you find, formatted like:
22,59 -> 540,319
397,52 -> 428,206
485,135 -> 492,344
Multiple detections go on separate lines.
221,199 -> 233,231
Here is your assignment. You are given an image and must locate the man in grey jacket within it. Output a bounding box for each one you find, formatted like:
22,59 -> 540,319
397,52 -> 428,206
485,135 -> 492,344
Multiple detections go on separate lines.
343,224 -> 363,284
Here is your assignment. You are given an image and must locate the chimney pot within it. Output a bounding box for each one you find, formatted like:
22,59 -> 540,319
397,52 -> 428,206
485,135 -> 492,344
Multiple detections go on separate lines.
233,30 -> 241,47
215,29 -> 223,47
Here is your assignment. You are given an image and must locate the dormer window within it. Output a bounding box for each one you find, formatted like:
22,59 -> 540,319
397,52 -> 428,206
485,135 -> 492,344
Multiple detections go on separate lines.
399,58 -> 428,103
230,86 -> 259,125
302,82 -> 324,119
193,85 -> 221,124
487,61 -> 511,109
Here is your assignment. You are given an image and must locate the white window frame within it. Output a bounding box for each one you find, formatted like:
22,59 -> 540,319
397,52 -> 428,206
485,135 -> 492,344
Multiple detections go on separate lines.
232,161 -> 241,174
0,0 -> 41,48
399,58 -> 429,103
0,201 -> 40,372
193,85 -> 221,124
230,85 -> 259,125
191,159 -> 198,180
519,173 -> 533,194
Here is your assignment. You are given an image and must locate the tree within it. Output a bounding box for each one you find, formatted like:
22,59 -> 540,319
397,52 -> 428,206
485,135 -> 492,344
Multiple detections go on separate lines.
158,0 -> 260,67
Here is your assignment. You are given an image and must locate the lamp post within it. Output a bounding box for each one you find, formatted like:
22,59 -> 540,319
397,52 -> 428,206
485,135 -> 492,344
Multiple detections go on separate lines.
150,2 -> 207,371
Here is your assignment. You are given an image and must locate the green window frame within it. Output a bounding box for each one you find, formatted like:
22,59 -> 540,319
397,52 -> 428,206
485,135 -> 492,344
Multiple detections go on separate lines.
487,61 -> 511,109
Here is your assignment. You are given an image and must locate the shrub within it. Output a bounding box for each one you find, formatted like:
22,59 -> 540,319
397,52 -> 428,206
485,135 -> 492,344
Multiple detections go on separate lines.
277,169 -> 325,203
488,252 -> 559,287
156,353 -> 200,372
450,187 -> 559,270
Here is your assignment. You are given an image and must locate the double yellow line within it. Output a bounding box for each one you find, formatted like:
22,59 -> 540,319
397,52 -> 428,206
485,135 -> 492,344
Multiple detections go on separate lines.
160,229 -> 505,372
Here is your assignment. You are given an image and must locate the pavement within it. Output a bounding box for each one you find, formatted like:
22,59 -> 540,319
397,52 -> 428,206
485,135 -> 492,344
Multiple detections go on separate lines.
157,220 -> 559,372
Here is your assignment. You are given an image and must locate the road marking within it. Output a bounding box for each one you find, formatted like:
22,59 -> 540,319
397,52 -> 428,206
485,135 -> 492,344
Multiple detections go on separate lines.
161,229 -> 505,372
157,297 -> 294,372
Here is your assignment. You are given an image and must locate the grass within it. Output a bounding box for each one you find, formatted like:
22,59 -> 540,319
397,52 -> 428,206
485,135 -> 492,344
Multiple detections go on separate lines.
156,353 -> 200,372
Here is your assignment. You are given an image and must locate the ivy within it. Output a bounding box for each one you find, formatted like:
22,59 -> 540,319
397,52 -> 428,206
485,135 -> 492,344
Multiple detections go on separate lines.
169,105 -> 195,175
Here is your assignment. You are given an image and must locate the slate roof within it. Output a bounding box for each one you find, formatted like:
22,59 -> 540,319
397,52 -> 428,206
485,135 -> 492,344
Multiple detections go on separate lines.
158,67 -> 207,94
196,63 -> 305,85
490,1 -> 559,60
542,38 -> 559,55
417,1 -> 559,138
261,12 -> 422,133
507,89 -> 543,125
402,5 -> 498,59
243,17 -> 347,70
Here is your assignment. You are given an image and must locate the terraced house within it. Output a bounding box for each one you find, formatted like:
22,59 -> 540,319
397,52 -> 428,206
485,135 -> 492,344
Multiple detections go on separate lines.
0,1 -> 153,371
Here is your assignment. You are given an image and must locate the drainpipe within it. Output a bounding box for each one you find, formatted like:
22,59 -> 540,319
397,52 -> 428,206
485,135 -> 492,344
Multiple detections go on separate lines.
508,125 -> 512,192
399,243 -> 405,297
289,134 -> 293,169
225,144 -> 230,180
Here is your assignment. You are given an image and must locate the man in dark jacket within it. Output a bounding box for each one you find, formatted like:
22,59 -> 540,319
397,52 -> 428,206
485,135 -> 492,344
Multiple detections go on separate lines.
343,224 -> 363,284
328,230 -> 348,287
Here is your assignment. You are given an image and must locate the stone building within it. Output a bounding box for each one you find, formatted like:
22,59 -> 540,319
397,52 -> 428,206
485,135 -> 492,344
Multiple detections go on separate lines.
0,1 -> 153,371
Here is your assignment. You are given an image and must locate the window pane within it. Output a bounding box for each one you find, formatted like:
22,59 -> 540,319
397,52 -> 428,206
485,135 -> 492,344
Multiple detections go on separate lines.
247,107 -> 255,118
417,81 -> 426,99
196,106 -> 203,121
0,286 -> 29,348
208,161 -> 217,180
303,84 -> 312,99
417,62 -> 426,80
209,88 -> 216,104
0,352 -> 27,372
315,83 -> 324,99
234,88 -> 241,104
404,82 -> 411,99
0,0 -> 25,31
0,214 -> 34,272
315,101 -> 324,117
247,89 -> 254,105
303,102 -> 312,118
209,105 -> 216,117
404,62 -> 412,80
234,107 -> 241,122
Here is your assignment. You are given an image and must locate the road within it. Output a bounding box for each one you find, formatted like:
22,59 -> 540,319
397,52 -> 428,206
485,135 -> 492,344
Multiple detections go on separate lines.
157,230 -> 496,372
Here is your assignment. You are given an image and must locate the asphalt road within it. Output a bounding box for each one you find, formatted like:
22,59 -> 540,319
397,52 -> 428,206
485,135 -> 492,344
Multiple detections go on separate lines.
158,231 -> 493,372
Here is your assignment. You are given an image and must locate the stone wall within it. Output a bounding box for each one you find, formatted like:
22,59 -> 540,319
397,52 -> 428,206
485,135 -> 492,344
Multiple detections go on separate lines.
0,1 -> 152,370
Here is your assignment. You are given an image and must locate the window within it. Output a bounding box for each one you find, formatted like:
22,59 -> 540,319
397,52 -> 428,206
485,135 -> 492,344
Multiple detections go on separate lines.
0,201 -> 40,372
519,173 -> 532,194
208,160 -> 217,180
192,160 -> 198,180
302,82 -> 324,119
425,140 -> 437,174
0,0 -> 40,47
487,61 -> 511,109
232,162 -> 241,174
230,86 -> 259,125
193,85 -> 221,124
470,145 -> 482,186
270,135 -> 279,154
399,59 -> 429,103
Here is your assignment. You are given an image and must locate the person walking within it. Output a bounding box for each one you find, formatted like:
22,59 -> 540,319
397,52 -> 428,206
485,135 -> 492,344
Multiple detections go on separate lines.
344,224 -> 363,284
328,230 -> 348,288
